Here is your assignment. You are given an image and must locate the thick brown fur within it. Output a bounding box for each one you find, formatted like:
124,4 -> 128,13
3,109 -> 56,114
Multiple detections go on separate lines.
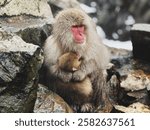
43,8 -> 110,112
56,52 -> 93,107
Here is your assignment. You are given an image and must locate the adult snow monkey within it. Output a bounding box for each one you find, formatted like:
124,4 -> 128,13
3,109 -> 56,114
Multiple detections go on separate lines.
44,8 -> 110,112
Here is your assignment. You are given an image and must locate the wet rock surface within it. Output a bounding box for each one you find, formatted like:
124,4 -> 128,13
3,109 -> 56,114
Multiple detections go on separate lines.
34,84 -> 73,113
114,102 -> 150,113
110,47 -> 150,111
0,0 -> 52,18
0,15 -> 53,46
0,0 -> 53,46
48,0 -> 80,9
0,30 -> 44,112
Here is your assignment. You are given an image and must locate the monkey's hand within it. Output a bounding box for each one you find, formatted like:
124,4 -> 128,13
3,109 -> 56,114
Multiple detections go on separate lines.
72,59 -> 97,81
59,71 -> 72,83
50,65 -> 72,83
72,70 -> 86,81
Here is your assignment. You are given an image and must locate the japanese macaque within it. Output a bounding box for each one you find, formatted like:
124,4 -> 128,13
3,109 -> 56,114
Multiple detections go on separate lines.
44,8 -> 110,112
56,52 -> 93,110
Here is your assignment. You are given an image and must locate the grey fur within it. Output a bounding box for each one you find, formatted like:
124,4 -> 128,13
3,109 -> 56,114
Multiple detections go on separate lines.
43,8 -> 111,112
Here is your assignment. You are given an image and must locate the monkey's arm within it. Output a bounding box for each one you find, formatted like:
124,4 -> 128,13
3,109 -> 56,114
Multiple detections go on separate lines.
72,59 -> 97,81
44,36 -> 72,82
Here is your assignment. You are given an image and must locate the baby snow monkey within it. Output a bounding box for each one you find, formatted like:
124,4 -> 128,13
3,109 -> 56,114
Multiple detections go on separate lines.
56,52 -> 93,112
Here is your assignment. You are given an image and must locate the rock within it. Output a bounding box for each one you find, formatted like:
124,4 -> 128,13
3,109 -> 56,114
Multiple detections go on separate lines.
131,24 -> 150,61
110,47 -> 150,106
48,0 -> 80,9
127,89 -> 150,105
0,0 -> 53,46
0,29 -> 43,112
48,0 -> 81,16
114,102 -> 150,113
34,84 -> 73,113
0,0 -> 52,18
0,16 -> 53,46
121,70 -> 150,91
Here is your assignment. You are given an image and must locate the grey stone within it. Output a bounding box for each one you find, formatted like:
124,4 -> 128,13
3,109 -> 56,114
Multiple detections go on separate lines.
48,0 -> 80,9
0,0 -> 53,46
0,15 -> 53,46
110,47 -> 150,106
34,84 -> 73,113
0,0 -> 52,18
114,102 -> 150,113
0,29 -> 44,112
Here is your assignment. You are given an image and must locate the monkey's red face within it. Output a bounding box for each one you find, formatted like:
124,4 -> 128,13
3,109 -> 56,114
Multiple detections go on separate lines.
71,25 -> 86,44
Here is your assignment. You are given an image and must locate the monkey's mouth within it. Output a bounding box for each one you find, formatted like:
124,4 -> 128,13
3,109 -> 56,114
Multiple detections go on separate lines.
74,39 -> 85,44
75,39 -> 86,44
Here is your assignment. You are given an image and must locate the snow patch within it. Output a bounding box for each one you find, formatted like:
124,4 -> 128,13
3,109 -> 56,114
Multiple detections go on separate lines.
132,24 -> 150,32
80,3 -> 96,13
90,2 -> 97,7
112,32 -> 119,40
103,39 -> 132,50
125,15 -> 135,25
96,26 -> 132,50
96,26 -> 106,39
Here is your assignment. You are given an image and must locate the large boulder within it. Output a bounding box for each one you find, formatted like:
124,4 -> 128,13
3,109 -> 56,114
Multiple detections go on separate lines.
0,0 -> 53,46
34,84 -> 73,113
0,0 -> 52,18
48,0 -> 80,9
131,24 -> 150,62
0,29 -> 44,112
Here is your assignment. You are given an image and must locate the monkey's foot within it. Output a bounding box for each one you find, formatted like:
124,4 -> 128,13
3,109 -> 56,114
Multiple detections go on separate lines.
80,103 -> 94,113
72,70 -> 86,81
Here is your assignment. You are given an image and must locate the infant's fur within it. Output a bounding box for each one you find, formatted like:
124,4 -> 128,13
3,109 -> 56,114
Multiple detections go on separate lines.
56,52 -> 93,109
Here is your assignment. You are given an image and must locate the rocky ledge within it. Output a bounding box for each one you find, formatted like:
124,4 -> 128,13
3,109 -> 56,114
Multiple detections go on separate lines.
0,29 -> 43,112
